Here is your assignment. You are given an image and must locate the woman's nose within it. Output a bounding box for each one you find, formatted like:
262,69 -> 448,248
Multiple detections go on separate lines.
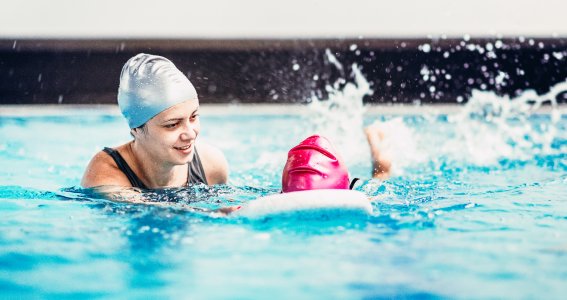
180,122 -> 197,140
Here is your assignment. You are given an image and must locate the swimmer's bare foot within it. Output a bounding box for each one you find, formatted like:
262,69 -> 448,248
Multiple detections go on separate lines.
365,123 -> 391,180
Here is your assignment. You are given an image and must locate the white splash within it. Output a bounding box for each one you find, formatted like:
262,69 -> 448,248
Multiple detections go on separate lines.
306,50 -> 372,164
325,49 -> 344,71
306,49 -> 566,173
444,80 -> 566,164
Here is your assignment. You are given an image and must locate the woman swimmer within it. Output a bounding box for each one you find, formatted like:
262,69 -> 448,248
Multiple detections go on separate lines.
81,53 -> 228,191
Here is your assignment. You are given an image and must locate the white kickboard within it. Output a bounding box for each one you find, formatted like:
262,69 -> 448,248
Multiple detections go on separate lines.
235,189 -> 372,218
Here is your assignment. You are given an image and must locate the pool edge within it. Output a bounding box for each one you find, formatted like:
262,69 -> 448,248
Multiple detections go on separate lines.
1,103 -> 566,116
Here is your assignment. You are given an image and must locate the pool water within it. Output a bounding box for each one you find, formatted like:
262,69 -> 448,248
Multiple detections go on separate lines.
1,95 -> 566,299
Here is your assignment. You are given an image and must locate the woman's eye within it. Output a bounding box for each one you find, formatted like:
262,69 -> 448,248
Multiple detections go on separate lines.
190,114 -> 199,120
164,123 -> 178,128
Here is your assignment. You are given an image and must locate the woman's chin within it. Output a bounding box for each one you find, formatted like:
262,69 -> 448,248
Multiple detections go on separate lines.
174,152 -> 195,165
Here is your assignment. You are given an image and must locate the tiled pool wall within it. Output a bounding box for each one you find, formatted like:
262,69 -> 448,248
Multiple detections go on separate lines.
1,38 -> 566,104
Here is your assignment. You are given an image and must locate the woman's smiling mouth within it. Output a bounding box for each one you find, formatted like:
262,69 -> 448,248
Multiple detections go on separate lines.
174,144 -> 193,154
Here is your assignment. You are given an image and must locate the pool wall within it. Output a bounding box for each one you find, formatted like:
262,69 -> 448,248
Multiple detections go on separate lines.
1,38 -> 566,104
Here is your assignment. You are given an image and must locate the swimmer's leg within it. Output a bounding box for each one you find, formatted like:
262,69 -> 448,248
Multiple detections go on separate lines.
365,122 -> 392,180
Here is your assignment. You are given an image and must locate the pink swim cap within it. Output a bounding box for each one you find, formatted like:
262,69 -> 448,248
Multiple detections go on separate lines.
282,135 -> 350,193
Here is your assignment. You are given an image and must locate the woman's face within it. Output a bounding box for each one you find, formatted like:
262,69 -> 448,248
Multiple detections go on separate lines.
134,99 -> 201,166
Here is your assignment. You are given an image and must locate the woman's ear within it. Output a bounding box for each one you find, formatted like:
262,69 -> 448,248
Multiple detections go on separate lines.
131,124 -> 147,139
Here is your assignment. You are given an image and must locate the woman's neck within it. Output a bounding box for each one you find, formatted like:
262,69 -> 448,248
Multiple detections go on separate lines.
128,141 -> 187,188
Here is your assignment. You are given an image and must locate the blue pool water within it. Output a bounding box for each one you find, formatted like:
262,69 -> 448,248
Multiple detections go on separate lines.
1,99 -> 566,298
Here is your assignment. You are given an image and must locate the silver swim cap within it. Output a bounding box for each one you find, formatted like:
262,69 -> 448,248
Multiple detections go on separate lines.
118,53 -> 198,128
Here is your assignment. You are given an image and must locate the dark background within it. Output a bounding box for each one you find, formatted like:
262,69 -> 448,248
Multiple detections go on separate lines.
1,38 -> 566,104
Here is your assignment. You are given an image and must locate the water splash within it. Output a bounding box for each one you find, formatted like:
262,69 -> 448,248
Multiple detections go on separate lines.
444,81 -> 566,165
306,49 -> 566,172
305,50 -> 426,175
306,50 -> 373,164
305,48 -> 566,184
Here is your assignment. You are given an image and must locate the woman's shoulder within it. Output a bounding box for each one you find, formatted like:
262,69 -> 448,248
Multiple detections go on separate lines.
81,143 -> 133,188
196,141 -> 228,185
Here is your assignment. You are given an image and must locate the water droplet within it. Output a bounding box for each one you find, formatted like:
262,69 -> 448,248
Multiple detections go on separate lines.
292,63 -> 300,71
543,53 -> 550,61
420,44 -> 431,53
552,52 -> 564,60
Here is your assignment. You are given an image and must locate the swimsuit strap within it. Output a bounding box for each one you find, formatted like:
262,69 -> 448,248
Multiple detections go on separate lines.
103,146 -> 208,189
103,147 -> 148,189
188,148 -> 208,185
349,178 -> 360,190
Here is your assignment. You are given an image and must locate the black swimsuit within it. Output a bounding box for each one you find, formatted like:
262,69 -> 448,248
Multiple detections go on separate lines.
102,147 -> 208,189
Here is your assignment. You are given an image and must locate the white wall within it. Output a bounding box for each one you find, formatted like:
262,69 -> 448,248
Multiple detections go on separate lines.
1,0 -> 566,38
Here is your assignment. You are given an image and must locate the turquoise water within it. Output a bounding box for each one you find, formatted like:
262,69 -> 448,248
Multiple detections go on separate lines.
1,109 -> 566,299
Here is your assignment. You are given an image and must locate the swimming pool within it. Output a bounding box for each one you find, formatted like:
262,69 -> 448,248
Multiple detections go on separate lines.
1,85 -> 567,298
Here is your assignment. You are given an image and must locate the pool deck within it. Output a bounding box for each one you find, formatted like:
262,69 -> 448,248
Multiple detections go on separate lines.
1,104 -> 565,116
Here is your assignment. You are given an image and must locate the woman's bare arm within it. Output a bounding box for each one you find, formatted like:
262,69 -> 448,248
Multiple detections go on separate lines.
81,150 -> 133,188
197,141 -> 229,185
